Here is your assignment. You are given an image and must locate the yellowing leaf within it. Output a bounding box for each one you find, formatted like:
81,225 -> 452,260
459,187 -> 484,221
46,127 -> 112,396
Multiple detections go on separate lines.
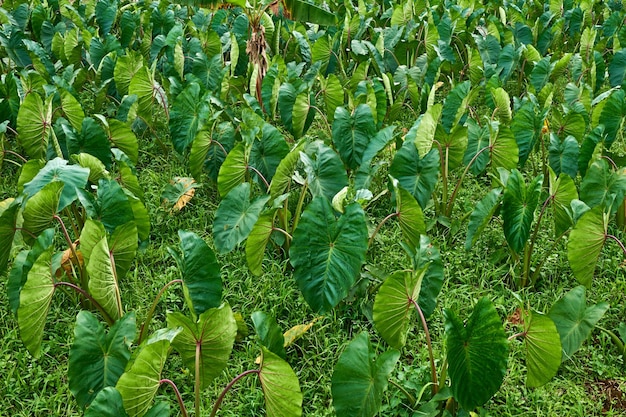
283,317 -> 321,348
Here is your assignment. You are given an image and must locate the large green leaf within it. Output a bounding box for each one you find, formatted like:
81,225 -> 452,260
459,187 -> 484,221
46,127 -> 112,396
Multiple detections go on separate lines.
441,81 -> 471,133
524,312 -> 562,388
290,199 -> 368,313
0,202 -> 19,275
437,125 -> 468,170
65,117 -> 111,168
332,105 -> 375,170
549,286 -> 609,359
84,387 -> 129,417
465,188 -> 503,250
79,179 -> 134,234
116,328 -> 182,417
246,212 -> 275,276
259,346 -> 303,417
580,160 -> 626,214
464,119 -> 490,174
17,93 -> 52,159
549,135 -> 579,179
109,222 -> 138,282
408,104 -> 440,158
17,245 -> 55,358
217,142 -> 248,198
80,219 -> 106,268
567,206 -> 608,286
108,119 -> 139,164
22,181 -> 63,241
283,0 -> 336,26
491,88 -> 512,124
502,170 -> 543,254
490,126 -> 519,170
373,268 -> 427,349
87,236 -> 123,321
174,230 -> 222,316
59,89 -> 85,132
444,298 -> 508,410
408,235 -> 444,318
511,101 -> 542,167
169,82 -> 210,154
167,304 -> 236,390
269,141 -> 305,199
23,157 -> 90,211
69,311 -> 136,408
301,141 -> 348,201
548,168 -> 578,237
389,141 -> 440,210
331,332 -> 400,417
291,90 -> 315,139
391,179 -> 425,248
249,124 -> 290,189
212,182 -> 270,254
252,311 -> 286,359
190,122 -> 235,182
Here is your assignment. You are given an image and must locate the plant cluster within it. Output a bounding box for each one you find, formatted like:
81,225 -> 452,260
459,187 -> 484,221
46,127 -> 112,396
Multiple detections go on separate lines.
1,0 -> 625,415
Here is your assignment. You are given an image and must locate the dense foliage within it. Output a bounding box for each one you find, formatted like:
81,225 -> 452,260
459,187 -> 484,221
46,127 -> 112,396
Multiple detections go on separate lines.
0,0 -> 625,415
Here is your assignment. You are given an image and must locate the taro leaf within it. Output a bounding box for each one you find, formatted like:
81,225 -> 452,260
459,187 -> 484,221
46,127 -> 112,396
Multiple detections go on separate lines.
408,104 -> 440,158
118,162 -> 143,202
361,125 -> 396,166
175,230 -> 222,316
59,89 -> 85,132
609,50 -> 626,88
80,219 -> 106,268
441,80 -> 471,133
88,236 -> 123,321
491,88 -> 512,124
502,170 -> 543,254
0,202 -> 19,275
567,206 -> 608,287
389,141 -> 440,210
332,105 -> 376,171
8,229 -> 55,314
548,168 -> 578,237
125,192 -> 150,242
283,318 -> 320,348
109,222 -> 138,282
246,212 -> 275,276
291,90 -> 316,139
464,119 -> 490,175
64,117 -> 112,168
128,66 -> 166,120
259,346 -> 303,417
391,178 -> 426,248
161,177 -> 197,213
549,286 -> 609,359
278,82 -> 298,134
373,268 -> 427,349
549,135 -> 579,178
597,89 -> 625,147
444,298 -> 508,410
580,160 -> 626,214
217,142 -> 247,198
290,199 -> 367,313
17,245 -> 55,358
437,125 -> 468,170
169,82 -> 210,154
84,387 -> 129,417
17,93 -> 53,159
249,124 -> 290,189
323,74 -> 343,124
213,182 -> 270,254
331,332 -> 400,417
90,179 -> 134,234
108,119 -> 139,164
410,235 -> 444,318
578,126 -> 604,177
22,181 -> 63,241
465,188 -> 503,250
95,0 -> 118,36
190,122 -> 235,182
524,312 -> 562,387
116,327 -> 182,417
167,304 -> 236,390
301,142 -> 348,201
511,101 -> 541,167
490,126 -> 519,170
69,311 -> 136,408
252,311 -> 286,359
530,57 -> 553,92
283,0 -> 335,26
23,157 -> 90,211
74,153 -> 109,183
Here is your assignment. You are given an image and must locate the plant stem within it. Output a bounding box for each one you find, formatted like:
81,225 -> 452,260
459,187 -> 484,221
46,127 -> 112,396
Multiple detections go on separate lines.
389,379 -> 417,407
438,355 -> 448,392
508,331 -> 526,341
209,369 -> 260,417
138,279 -> 183,344
291,182 -> 308,234
528,229 -> 568,284
247,165 -> 271,190
522,196 -> 552,287
597,326 -> 626,355
160,379 -> 188,417
54,215 -> 85,288
54,281 -> 114,325
3,149 -> 28,163
368,212 -> 399,248
272,227 -> 293,241
606,234 -> 626,256
195,341 -> 201,417
411,299 -> 438,395
445,146 -> 491,218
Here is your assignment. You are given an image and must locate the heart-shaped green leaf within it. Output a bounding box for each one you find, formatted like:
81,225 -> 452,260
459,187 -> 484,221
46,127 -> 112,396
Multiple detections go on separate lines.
69,311 -> 136,408
108,119 -> 139,164
268,142 -> 306,199
301,141 -> 348,201
22,181 -> 63,242
407,235 -> 444,318
116,327 -> 182,417
246,212 -> 275,276
212,182 -> 270,254
169,82 -> 211,154
549,135 -> 579,179
390,178 -> 426,248
548,168 -> 578,237
445,298 -> 508,410
290,198 -> 368,313
502,170 -> 543,254
167,303 -> 236,390
17,244 -> 55,358
17,92 -> 53,159
0,201 -> 19,274
524,311 -> 562,387
253,311 -> 286,359
389,141 -> 440,210
549,286 -> 609,359
87,235 -> 123,321
174,230 -> 222,316
373,268 -> 426,349
567,206 -> 608,286
490,125 -> 519,170
331,332 -> 400,417
332,105 -> 375,170
465,188 -> 503,250
23,157 -> 89,211
84,387 -> 129,417
580,160 -> 626,214
109,222 -> 138,282
217,142 -> 248,198
259,346 -> 303,417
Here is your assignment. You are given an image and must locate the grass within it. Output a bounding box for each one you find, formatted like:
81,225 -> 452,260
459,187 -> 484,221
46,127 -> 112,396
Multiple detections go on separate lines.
1,119 -> 626,417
